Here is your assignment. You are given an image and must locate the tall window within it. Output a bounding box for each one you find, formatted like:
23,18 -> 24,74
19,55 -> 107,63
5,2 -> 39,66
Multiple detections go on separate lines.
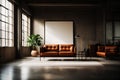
0,0 -> 14,47
22,13 -> 30,46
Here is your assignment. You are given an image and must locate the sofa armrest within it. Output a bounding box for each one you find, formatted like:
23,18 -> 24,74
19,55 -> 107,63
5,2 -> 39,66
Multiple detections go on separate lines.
73,47 -> 76,53
70,46 -> 76,53
40,46 -> 46,52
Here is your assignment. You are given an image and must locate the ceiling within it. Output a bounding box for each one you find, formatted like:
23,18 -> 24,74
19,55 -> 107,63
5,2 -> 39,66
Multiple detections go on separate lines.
19,0 -> 107,7
16,0 -> 120,10
23,0 -> 105,3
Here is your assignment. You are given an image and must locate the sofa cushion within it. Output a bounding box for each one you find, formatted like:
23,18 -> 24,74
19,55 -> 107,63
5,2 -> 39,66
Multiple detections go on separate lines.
105,46 -> 118,53
44,44 -> 59,51
59,44 -> 74,51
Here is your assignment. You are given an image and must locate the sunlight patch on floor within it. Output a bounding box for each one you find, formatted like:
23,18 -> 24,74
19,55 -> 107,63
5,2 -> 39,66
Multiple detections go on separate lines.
18,60 -> 103,67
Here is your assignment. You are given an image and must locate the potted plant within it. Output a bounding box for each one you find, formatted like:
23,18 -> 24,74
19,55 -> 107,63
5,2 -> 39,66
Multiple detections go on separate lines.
27,34 -> 43,57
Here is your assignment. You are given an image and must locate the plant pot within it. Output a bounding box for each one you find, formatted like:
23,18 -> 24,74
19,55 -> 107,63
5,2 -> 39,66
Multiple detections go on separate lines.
31,50 -> 38,57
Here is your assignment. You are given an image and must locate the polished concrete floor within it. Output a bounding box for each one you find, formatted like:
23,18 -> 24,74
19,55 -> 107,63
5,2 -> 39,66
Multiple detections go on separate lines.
1,57 -> 120,80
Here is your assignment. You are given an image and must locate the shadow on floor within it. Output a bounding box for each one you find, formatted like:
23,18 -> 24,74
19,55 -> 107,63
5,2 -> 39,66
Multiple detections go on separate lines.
48,58 -> 101,61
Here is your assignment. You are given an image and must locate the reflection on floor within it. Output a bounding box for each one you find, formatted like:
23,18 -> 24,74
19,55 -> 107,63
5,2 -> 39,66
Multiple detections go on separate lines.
1,57 -> 120,80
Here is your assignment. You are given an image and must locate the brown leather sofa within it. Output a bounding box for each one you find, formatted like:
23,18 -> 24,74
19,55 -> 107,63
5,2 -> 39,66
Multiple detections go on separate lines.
97,45 -> 118,57
40,44 -> 76,57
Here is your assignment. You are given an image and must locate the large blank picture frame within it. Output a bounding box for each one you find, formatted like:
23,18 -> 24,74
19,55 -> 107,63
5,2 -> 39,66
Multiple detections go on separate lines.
45,21 -> 73,44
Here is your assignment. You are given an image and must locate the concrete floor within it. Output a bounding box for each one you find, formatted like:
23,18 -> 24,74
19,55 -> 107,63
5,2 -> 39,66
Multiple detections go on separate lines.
0,57 -> 120,80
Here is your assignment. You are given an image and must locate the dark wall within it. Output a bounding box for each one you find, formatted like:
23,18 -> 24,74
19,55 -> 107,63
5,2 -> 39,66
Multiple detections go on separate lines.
96,7 -> 105,44
20,47 -> 31,58
32,6 -> 103,51
0,47 -> 15,63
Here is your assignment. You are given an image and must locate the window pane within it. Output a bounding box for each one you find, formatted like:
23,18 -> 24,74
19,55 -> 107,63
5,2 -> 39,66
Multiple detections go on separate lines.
22,14 -> 27,21
28,21 -> 30,28
1,7 -> 6,15
9,32 -> 13,39
0,22 -> 2,30
5,9 -> 8,16
0,30 -> 2,38
1,15 -> 5,21
6,39 -> 8,46
28,29 -> 30,34
6,32 -> 8,39
9,24 -> 13,32
24,42 -> 27,46
9,39 -> 13,46
1,0 -> 5,6
6,23 -> 9,31
9,11 -> 13,17
6,0 -> 11,9
2,22 -> 5,30
2,31 -> 5,38
6,17 -> 8,23
9,17 -> 13,24
0,7 -> 2,14
24,21 -> 27,26
6,0 -> 9,8
25,32 -> 27,37
24,26 -> 27,31
115,22 -> 120,37
9,2 -> 13,11
0,39 -> 2,46
2,39 -> 5,46
0,0 -> 2,5
0,14 -> 1,21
